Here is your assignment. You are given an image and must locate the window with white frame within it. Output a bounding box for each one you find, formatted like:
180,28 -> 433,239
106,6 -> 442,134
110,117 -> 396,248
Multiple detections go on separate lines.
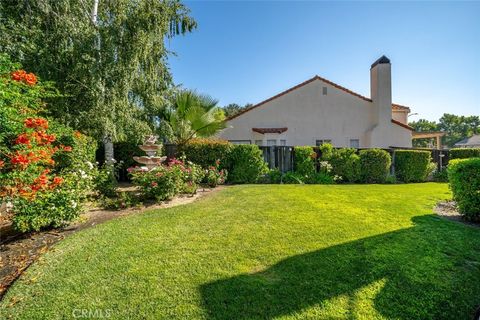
255,140 -> 263,146
349,139 -> 360,148
279,140 -> 286,146
315,139 -> 332,146
267,139 -> 276,146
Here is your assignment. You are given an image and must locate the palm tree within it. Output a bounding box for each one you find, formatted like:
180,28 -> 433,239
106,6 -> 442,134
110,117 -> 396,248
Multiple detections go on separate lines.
160,90 -> 226,146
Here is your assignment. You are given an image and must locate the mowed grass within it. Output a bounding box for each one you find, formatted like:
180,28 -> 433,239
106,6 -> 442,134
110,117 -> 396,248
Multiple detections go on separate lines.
1,183 -> 480,319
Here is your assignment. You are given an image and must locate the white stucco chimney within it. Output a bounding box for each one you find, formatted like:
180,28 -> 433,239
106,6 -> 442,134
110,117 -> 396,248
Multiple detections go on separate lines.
370,55 -> 392,126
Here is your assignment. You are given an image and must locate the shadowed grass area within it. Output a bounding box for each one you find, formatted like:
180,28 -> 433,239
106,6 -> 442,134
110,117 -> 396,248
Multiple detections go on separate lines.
1,183 -> 479,319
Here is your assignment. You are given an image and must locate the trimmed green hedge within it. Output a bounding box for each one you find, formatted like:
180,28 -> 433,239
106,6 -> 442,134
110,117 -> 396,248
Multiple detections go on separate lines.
227,144 -> 268,184
359,149 -> 391,183
449,148 -> 480,160
294,146 -> 316,181
394,150 -> 434,183
447,158 -> 480,221
179,138 -> 233,169
328,148 -> 360,183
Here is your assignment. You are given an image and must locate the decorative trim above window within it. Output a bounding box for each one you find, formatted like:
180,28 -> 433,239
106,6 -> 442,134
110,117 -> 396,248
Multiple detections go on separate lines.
252,127 -> 288,134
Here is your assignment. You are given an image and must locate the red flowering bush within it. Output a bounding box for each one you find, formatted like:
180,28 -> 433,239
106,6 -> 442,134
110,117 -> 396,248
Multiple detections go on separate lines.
205,160 -> 227,187
0,55 -> 97,232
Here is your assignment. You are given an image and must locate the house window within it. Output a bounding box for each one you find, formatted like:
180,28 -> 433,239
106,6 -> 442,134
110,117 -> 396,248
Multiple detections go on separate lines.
322,86 -> 328,95
279,140 -> 286,146
255,140 -> 263,146
229,140 -> 251,145
267,139 -> 276,146
349,139 -> 360,148
315,139 -> 332,146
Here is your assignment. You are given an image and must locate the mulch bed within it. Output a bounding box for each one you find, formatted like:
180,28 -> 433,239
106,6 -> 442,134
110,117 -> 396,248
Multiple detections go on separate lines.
0,187 -> 220,299
434,201 -> 480,229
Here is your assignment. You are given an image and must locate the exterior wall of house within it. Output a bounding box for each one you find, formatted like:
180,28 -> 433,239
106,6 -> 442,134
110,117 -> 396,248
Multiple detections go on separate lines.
218,78 -> 412,148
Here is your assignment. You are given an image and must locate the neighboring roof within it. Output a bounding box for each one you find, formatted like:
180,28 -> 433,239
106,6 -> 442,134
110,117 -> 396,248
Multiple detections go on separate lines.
227,76 -> 412,125
454,134 -> 480,146
252,127 -> 288,134
391,103 -> 411,112
391,119 -> 414,131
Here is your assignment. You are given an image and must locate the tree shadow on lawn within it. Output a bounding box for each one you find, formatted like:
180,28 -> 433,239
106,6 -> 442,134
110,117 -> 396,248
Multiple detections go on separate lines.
200,215 -> 480,320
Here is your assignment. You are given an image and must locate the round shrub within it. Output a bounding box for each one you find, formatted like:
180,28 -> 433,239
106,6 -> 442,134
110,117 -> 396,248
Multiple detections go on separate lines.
449,148 -> 480,160
359,149 -> 391,183
394,150 -> 434,183
328,148 -> 360,183
447,158 -> 480,221
227,144 -> 268,184
294,146 -> 316,182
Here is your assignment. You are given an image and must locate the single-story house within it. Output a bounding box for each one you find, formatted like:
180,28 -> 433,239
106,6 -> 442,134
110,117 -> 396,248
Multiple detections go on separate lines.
454,134 -> 480,148
218,56 -> 415,148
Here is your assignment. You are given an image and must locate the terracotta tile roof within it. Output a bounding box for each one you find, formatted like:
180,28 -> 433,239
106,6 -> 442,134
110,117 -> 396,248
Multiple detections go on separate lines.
391,119 -> 414,131
391,103 -> 411,112
252,127 -> 288,134
226,76 -> 411,121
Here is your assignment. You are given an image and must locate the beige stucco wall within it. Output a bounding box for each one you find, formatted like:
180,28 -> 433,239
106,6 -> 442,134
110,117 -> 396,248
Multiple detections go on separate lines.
218,78 -> 412,148
392,110 -> 408,124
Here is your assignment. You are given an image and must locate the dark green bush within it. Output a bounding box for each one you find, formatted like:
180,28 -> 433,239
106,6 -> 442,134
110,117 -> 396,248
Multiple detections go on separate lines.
282,172 -> 304,184
447,158 -> 480,221
359,149 -> 391,183
179,138 -> 233,169
227,144 -> 268,183
449,148 -> 480,159
294,146 -> 316,182
394,150 -> 434,183
328,148 -> 360,183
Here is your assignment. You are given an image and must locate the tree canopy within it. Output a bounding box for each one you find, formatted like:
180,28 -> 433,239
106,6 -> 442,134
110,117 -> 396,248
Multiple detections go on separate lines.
0,0 -> 196,143
409,113 -> 480,147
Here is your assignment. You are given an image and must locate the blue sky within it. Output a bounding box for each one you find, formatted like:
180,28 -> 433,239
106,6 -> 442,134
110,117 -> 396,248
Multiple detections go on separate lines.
168,1 -> 480,121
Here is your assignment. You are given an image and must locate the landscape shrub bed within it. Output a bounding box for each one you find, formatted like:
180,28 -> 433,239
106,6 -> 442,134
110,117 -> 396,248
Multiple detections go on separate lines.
359,149 -> 391,183
325,147 -> 360,183
447,158 -> 480,221
394,150 -> 435,182
0,55 -> 96,232
227,144 -> 268,183
294,146 -> 316,182
449,148 -> 480,159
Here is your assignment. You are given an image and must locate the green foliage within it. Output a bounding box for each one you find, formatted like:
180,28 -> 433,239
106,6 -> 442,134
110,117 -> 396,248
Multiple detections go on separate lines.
222,103 -> 253,118
99,192 -> 142,211
409,113 -> 480,148
328,148 -> 360,183
282,172 -> 304,184
178,138 -> 233,169
449,148 -> 480,159
130,166 -> 183,201
0,1 -> 196,143
432,169 -> 448,182
94,164 -> 118,198
359,149 -> 392,183
159,90 -> 226,145
266,168 -> 283,184
448,158 -> 480,220
319,143 -> 334,160
11,172 -> 91,232
394,150 -> 434,183
227,145 -> 268,184
294,146 -> 317,182
205,166 -> 227,188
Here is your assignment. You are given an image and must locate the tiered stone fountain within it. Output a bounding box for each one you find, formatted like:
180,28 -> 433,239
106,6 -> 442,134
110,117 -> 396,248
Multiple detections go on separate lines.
133,135 -> 167,171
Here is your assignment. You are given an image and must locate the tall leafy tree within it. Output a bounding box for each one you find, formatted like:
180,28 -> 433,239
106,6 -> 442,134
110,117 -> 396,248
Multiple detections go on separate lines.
409,114 -> 480,147
222,103 -> 253,118
160,90 -> 226,146
0,0 -> 196,161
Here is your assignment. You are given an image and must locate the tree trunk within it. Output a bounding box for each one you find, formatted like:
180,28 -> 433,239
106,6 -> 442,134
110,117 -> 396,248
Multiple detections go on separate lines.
103,134 -> 114,165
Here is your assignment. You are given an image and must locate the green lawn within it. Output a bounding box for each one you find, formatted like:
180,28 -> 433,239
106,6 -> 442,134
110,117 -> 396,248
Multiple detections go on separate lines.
1,183 -> 480,319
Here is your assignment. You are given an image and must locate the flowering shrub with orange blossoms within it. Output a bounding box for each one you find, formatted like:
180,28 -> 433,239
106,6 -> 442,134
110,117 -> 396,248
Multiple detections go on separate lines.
0,55 -> 97,232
